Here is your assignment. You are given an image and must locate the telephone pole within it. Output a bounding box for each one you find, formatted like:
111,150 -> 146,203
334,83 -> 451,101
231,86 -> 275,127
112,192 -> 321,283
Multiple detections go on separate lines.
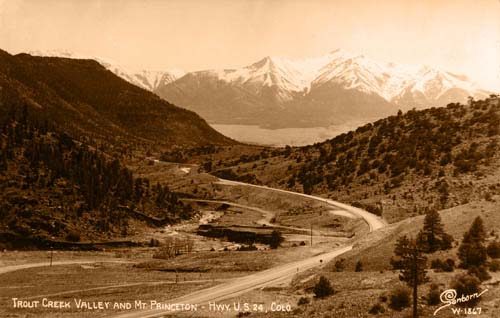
310,223 -> 313,246
50,247 -> 53,266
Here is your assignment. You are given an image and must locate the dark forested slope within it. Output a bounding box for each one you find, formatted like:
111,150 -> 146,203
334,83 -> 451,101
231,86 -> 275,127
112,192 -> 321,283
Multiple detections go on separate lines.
0,107 -> 193,249
0,49 -> 233,151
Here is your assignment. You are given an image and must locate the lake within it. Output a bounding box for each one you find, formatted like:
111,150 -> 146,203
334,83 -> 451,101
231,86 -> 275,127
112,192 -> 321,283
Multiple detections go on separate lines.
211,120 -> 371,147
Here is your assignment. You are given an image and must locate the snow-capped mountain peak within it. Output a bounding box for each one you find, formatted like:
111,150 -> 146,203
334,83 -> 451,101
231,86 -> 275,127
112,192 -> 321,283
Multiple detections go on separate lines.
26,48 -> 490,109
199,48 -> 487,104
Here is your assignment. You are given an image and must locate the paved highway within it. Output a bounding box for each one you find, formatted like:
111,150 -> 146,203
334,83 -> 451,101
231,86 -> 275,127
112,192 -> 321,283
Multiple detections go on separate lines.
109,179 -> 386,318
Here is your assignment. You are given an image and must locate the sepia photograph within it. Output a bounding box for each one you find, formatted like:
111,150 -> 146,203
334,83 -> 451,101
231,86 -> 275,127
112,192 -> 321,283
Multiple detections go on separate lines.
0,0 -> 499,317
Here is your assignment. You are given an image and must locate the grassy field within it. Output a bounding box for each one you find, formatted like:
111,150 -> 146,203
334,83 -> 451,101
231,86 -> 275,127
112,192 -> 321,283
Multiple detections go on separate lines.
0,261 -> 220,318
232,196 -> 500,318
211,183 -> 367,234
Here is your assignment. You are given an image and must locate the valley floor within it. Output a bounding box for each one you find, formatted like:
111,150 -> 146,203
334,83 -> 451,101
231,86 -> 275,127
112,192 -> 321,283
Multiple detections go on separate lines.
1,163 -> 499,318
0,168 -> 364,317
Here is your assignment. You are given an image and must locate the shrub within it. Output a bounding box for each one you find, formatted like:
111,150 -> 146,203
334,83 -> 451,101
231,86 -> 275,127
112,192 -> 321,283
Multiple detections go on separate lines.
378,295 -> 388,303
297,297 -> 309,306
451,274 -> 482,307
66,230 -> 81,242
334,258 -> 345,272
390,256 -> 403,270
431,258 -> 455,272
149,238 -> 160,247
355,260 -> 363,272
431,259 -> 443,270
487,241 -> 500,258
313,276 -> 334,298
443,258 -> 456,272
368,303 -> 385,315
467,266 -> 491,282
389,286 -> 411,311
427,284 -> 441,305
489,260 -> 500,272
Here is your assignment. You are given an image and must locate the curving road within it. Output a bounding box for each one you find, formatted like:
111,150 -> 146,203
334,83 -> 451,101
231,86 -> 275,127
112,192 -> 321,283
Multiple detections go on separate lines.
216,179 -> 386,231
109,179 -> 386,318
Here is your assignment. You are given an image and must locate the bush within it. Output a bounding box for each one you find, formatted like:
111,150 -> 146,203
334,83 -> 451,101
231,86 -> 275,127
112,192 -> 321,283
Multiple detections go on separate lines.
389,286 -> 411,311
334,258 -> 345,272
431,258 -> 455,272
451,274 -> 482,307
390,256 -> 403,270
431,259 -> 443,269
355,260 -> 363,272
66,230 -> 81,242
489,260 -> 500,272
368,303 -> 385,315
297,297 -> 309,306
467,266 -> 491,282
149,238 -> 160,247
313,276 -> 334,298
443,258 -> 456,272
487,241 -> 500,259
427,284 -> 441,305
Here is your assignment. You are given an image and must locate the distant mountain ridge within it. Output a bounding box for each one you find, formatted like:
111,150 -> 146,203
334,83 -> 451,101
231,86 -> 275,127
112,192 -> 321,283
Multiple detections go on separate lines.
29,49 -> 493,129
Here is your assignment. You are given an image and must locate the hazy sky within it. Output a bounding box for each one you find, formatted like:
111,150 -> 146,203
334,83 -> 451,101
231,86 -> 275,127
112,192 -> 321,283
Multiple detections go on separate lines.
1,0 -> 499,90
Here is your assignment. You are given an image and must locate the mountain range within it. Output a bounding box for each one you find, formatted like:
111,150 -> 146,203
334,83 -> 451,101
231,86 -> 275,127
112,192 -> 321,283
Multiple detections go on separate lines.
156,50 -> 491,128
29,49 -> 492,129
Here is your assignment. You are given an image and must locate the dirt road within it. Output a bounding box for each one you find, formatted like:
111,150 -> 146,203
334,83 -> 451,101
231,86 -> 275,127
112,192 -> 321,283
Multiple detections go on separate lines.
0,260 -> 133,275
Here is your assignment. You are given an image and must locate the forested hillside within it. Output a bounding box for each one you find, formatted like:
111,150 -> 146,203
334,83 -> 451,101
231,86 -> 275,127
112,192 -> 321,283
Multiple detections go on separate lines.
0,106 -> 193,249
0,49 -> 233,153
212,96 -> 500,222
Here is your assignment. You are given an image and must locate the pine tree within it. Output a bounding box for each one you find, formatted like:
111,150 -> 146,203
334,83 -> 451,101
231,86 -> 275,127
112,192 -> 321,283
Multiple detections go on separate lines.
313,276 -> 334,298
269,230 -> 283,249
355,260 -> 363,272
458,216 -> 487,268
417,209 -> 453,253
393,236 -> 428,318
0,147 -> 7,172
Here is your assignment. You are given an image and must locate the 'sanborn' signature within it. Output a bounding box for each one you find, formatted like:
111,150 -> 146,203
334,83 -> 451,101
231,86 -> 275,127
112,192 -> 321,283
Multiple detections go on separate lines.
433,289 -> 488,315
